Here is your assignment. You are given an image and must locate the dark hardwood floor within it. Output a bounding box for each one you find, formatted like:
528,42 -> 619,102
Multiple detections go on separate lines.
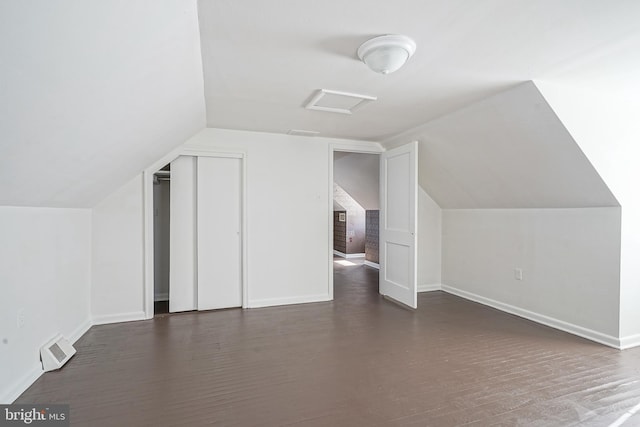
154,300 -> 169,315
16,260 -> 640,426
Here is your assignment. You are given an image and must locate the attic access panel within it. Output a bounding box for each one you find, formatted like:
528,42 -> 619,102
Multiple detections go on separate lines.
305,89 -> 377,115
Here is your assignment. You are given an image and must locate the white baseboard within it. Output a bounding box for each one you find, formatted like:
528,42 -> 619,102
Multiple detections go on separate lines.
364,260 -> 380,269
92,311 -> 147,326
346,253 -> 365,259
68,318 -> 93,345
248,294 -> 331,309
620,334 -> 640,350
333,250 -> 365,259
1,365 -> 43,404
1,318 -> 93,404
154,292 -> 169,302
418,283 -> 442,292
440,284 -> 620,349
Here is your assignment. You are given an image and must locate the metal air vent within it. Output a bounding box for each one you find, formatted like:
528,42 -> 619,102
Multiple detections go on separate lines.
287,129 -> 320,137
40,334 -> 76,372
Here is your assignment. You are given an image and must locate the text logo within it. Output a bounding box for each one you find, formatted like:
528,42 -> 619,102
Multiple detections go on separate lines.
0,405 -> 69,426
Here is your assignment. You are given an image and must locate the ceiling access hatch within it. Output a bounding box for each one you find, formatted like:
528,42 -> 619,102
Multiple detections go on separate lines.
305,89 -> 377,115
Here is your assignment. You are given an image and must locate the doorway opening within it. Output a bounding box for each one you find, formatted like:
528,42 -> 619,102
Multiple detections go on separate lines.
146,153 -> 247,319
152,163 -> 171,316
331,151 -> 381,300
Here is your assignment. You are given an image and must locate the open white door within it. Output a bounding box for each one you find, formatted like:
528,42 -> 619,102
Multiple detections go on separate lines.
379,141 -> 418,309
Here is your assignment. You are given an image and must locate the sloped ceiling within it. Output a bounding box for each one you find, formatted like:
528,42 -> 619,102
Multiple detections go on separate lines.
3,1 -> 639,208
334,152 -> 380,210
0,1 -> 206,207
389,82 -> 619,209
197,0 -> 640,142
534,31 -> 640,208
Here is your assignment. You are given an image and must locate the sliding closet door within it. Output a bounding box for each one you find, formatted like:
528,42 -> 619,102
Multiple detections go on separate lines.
169,156 -> 197,313
196,156 -> 243,310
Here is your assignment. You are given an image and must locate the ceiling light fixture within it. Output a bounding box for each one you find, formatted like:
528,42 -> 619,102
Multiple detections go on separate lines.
357,34 -> 416,75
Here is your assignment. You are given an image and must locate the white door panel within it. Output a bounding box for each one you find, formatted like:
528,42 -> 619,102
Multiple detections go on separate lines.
380,142 -> 418,309
197,156 -> 243,310
169,156 -> 197,313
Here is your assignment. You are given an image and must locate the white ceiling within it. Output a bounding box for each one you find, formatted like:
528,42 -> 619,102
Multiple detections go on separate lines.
400,82 -> 619,209
198,0 -> 640,142
2,1 -> 638,208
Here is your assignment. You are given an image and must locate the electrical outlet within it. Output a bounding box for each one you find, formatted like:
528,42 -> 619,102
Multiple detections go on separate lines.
514,268 -> 523,281
17,309 -> 25,329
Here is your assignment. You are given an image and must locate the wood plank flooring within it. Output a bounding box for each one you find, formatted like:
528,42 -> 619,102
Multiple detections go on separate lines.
16,260 -> 640,426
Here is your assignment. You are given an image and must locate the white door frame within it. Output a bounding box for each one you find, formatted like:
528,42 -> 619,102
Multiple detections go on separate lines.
328,142 -> 384,300
143,146 -> 248,319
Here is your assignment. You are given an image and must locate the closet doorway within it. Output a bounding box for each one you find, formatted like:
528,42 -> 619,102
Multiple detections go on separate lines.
152,164 -> 171,315
149,152 -> 246,317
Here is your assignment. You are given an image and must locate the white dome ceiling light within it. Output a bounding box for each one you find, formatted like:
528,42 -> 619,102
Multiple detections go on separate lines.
357,35 -> 416,75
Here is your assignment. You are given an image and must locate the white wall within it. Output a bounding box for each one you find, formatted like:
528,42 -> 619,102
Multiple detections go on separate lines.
0,207 -> 92,403
89,128 -> 382,317
92,175 -> 145,324
441,208 -> 621,344
384,81 -> 629,347
536,81 -> 640,347
417,187 -> 442,289
186,129 -> 382,306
